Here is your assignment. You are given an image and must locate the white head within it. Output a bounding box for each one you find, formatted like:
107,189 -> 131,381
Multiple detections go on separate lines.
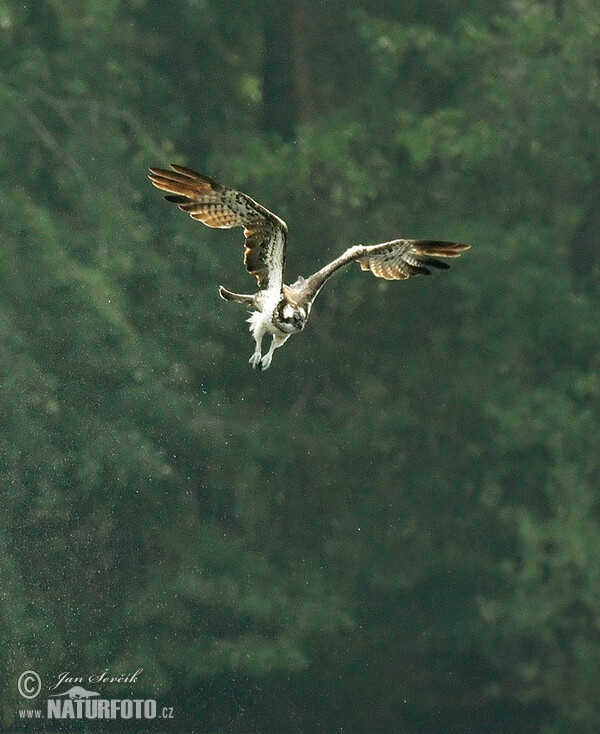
274,297 -> 308,333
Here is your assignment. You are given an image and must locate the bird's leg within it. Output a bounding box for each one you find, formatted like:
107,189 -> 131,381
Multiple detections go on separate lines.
249,329 -> 264,369
260,334 -> 290,371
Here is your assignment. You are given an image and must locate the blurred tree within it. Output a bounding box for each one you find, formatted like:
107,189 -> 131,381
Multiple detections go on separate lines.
0,0 -> 350,724
2,0 -> 600,732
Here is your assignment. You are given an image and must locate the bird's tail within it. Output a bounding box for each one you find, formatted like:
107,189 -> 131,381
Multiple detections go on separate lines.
218,286 -> 255,306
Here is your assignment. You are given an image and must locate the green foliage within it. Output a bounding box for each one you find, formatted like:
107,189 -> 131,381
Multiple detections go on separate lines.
1,0 -> 600,732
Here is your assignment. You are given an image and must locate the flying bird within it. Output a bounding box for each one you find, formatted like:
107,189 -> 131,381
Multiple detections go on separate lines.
148,165 -> 470,370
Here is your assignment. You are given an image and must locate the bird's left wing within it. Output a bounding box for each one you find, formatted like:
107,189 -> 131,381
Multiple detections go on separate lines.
148,165 -> 287,292
292,239 -> 470,307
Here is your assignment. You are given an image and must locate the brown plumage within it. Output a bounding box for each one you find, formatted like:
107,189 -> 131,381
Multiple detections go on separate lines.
357,240 -> 469,280
148,165 -> 287,290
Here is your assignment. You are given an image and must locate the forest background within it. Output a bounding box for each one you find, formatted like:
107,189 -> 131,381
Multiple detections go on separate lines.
2,1 -> 600,732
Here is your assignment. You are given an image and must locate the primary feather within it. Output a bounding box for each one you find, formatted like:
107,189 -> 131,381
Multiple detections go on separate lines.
148,165 -> 287,292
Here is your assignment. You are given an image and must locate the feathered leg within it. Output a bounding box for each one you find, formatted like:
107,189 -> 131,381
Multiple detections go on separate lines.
260,334 -> 290,371
249,328 -> 265,369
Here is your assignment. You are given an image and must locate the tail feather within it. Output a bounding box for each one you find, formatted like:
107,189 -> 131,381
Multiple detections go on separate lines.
218,286 -> 255,306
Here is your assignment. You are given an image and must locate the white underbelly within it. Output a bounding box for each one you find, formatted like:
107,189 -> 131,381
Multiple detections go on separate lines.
247,308 -> 283,339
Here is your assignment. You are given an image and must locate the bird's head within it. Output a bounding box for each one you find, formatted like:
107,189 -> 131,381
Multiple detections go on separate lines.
274,296 -> 307,334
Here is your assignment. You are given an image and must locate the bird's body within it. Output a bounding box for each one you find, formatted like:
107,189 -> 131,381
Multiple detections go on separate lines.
148,165 -> 470,369
245,289 -> 296,370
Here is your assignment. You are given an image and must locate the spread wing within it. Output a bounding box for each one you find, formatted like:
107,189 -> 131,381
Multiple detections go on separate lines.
293,239 -> 470,307
356,239 -> 470,279
148,165 -> 287,292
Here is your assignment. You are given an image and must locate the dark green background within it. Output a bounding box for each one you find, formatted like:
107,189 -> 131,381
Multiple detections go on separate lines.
2,0 -> 600,731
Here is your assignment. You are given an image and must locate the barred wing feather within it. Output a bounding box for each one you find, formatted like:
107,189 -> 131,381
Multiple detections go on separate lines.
357,239 -> 470,280
296,239 -> 470,308
148,165 -> 287,291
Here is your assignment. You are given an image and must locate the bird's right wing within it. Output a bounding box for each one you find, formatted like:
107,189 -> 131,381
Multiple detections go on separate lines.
148,165 -> 288,292
295,239 -> 470,307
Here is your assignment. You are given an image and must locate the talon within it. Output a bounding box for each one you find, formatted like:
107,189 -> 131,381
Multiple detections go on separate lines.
249,352 -> 262,369
260,355 -> 273,370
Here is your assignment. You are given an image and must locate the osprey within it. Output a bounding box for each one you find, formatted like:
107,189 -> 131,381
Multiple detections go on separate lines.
148,165 -> 470,370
